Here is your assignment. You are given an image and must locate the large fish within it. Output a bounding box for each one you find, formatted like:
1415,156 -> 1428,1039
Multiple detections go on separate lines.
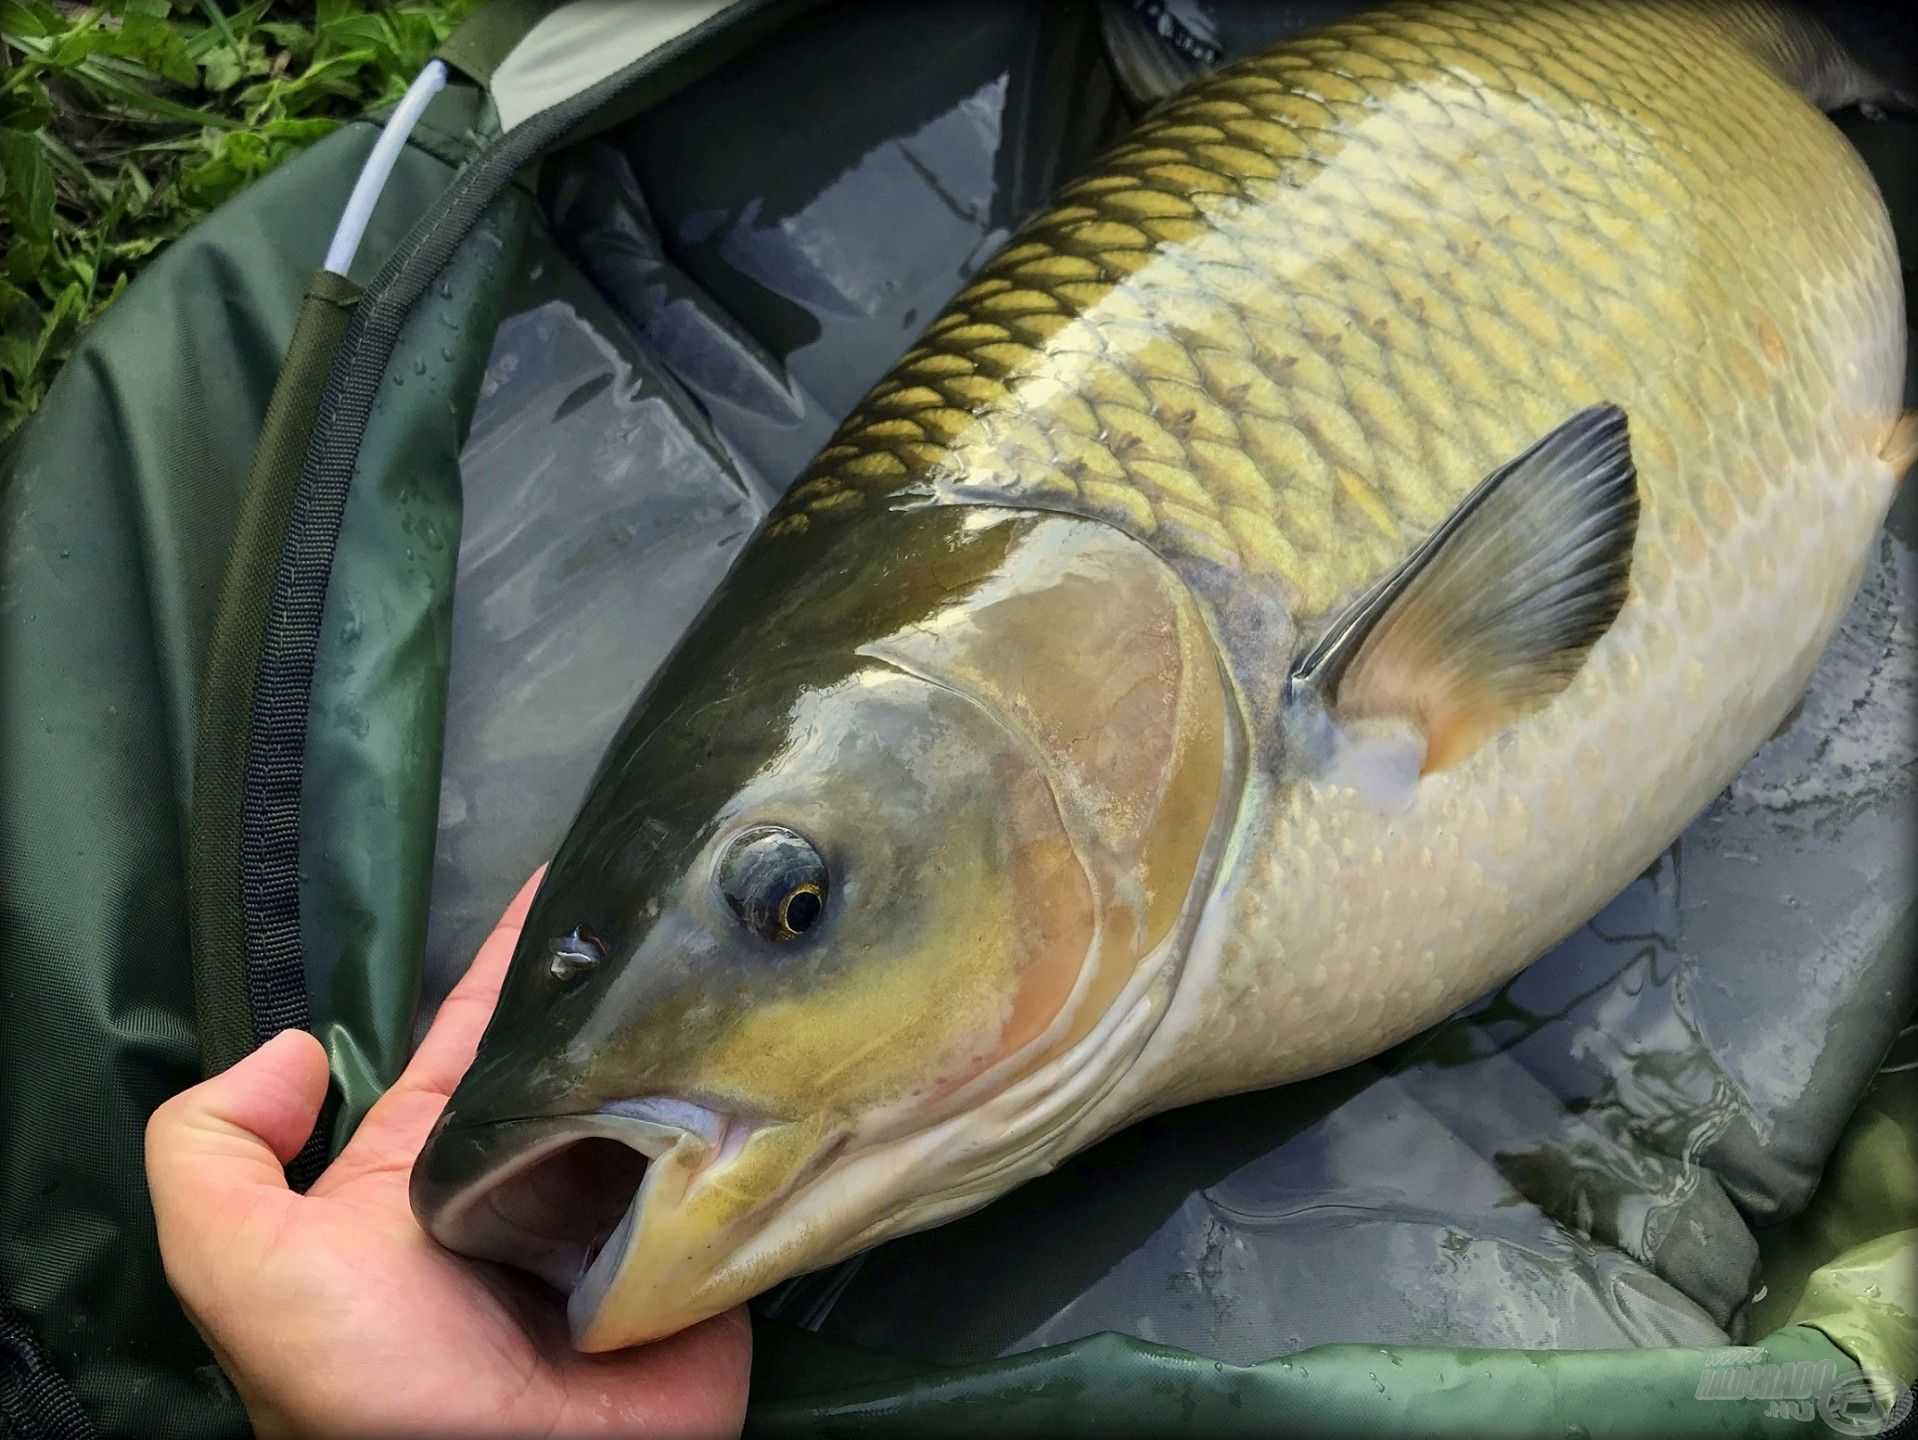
412,0 -> 1916,1349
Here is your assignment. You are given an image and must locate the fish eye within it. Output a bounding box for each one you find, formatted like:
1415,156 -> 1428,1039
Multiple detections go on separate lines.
717,825 -> 830,943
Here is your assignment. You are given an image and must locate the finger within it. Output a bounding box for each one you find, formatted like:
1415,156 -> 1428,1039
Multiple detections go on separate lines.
320,869 -> 548,1193
394,865 -> 547,1104
146,1030 -> 330,1253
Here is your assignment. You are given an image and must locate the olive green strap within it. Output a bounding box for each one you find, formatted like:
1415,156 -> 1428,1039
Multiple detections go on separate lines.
435,0 -> 571,88
187,268 -> 360,1079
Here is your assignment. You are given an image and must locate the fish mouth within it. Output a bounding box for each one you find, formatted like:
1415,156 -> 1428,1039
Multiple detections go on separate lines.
410,1097 -> 762,1345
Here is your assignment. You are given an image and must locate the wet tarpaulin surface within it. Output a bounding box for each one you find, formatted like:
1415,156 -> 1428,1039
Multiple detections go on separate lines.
421,0 -> 1916,1366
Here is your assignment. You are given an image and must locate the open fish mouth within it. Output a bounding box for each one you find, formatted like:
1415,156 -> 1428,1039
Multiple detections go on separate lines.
410,1097 -> 756,1343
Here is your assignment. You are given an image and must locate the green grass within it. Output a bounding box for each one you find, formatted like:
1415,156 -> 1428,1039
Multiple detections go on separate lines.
0,0 -> 482,443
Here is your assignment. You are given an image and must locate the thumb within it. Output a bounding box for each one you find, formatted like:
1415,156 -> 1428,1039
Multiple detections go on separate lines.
147,1030 -> 331,1250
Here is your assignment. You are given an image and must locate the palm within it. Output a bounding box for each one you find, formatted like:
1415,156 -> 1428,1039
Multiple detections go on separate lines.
265,1096 -> 747,1436
151,873 -> 749,1440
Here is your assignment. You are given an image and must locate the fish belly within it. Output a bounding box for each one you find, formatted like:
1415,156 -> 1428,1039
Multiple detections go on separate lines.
772,0 -> 1906,1104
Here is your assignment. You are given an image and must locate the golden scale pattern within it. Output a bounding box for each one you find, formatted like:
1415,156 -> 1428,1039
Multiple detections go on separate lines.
766,0 -> 1896,633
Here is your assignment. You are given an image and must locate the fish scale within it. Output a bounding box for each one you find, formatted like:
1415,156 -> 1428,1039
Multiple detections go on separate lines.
773,0 -> 1895,628
765,0 -> 1904,1100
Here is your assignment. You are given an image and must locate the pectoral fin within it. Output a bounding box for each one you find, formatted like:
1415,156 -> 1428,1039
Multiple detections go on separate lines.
1881,411 -> 1918,478
1289,404 -> 1639,774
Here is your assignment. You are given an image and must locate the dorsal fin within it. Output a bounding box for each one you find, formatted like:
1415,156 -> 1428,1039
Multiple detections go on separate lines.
1289,404 -> 1639,776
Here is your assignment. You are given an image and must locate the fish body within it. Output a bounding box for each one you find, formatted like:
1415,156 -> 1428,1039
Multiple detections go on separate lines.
413,0 -> 1914,1349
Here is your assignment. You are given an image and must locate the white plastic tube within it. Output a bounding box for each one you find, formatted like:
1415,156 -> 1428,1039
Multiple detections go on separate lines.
322,59 -> 451,276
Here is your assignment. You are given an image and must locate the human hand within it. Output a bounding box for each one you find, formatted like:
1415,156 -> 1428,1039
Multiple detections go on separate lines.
146,872 -> 751,1439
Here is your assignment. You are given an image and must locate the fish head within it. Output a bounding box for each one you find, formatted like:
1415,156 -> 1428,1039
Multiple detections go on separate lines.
411,501 -> 1236,1349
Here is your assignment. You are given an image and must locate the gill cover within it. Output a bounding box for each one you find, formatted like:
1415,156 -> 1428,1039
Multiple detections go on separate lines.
412,501 -> 1233,1349
861,510 -> 1233,1064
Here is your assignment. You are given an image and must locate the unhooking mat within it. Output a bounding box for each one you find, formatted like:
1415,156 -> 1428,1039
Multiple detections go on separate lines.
413,0 -> 1917,1367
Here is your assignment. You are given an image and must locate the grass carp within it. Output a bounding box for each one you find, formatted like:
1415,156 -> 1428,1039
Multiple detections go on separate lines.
413,0 -> 1917,1349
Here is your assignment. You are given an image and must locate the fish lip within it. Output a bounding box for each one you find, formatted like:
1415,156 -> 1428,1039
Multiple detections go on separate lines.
410,1095 -> 762,1312
563,1101 -> 778,1345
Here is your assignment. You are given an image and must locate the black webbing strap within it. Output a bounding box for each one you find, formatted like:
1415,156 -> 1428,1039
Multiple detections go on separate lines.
0,1298 -> 96,1440
190,270 -> 362,1088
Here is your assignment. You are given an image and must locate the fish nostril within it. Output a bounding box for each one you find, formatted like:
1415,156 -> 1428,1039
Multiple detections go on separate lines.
549,926 -> 606,981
